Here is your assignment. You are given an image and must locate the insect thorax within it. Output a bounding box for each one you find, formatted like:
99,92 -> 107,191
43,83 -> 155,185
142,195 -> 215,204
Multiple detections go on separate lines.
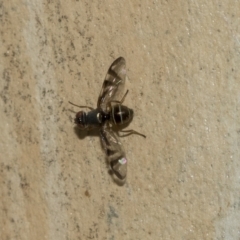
86,109 -> 110,127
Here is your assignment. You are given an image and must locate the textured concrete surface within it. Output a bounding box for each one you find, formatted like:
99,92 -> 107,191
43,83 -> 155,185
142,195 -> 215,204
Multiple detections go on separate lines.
1,1 -> 240,239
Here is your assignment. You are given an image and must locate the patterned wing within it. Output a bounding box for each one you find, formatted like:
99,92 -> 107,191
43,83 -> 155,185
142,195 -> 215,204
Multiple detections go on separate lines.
100,126 -> 127,183
97,57 -> 126,112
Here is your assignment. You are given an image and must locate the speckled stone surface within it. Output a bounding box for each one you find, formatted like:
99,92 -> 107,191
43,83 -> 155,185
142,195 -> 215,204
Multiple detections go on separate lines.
1,1 -> 240,239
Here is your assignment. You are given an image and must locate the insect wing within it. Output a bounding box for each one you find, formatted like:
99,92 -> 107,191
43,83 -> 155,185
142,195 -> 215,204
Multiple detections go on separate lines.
97,57 -> 126,111
100,126 -> 127,182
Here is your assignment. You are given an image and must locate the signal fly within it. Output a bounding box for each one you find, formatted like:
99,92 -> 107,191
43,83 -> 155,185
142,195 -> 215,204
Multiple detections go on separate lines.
69,57 -> 145,184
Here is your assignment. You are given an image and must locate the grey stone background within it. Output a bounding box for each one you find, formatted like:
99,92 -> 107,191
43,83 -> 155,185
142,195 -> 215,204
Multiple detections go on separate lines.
1,1 -> 240,239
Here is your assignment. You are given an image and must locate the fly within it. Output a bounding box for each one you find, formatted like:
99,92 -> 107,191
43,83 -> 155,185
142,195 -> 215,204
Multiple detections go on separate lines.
69,57 -> 145,184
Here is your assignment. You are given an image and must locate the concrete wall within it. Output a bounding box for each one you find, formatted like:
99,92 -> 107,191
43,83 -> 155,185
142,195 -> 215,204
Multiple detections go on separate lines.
1,1 -> 240,239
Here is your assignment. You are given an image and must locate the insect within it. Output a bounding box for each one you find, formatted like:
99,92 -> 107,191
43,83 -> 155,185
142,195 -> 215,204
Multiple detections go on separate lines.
69,57 -> 145,184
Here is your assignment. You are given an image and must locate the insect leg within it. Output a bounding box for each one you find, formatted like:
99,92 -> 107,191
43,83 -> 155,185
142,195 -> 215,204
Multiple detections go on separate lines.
119,89 -> 129,104
69,101 -> 94,110
118,129 -> 146,138
107,90 -> 129,106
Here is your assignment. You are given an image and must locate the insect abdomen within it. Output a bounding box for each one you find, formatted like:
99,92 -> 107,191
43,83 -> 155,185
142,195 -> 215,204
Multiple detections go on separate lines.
111,105 -> 133,125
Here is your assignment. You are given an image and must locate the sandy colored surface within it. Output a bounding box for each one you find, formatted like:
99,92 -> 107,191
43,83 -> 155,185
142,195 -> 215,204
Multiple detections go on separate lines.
1,1 -> 240,239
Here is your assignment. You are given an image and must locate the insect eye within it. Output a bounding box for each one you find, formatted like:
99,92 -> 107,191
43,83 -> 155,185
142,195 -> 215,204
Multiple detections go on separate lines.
75,111 -> 87,129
